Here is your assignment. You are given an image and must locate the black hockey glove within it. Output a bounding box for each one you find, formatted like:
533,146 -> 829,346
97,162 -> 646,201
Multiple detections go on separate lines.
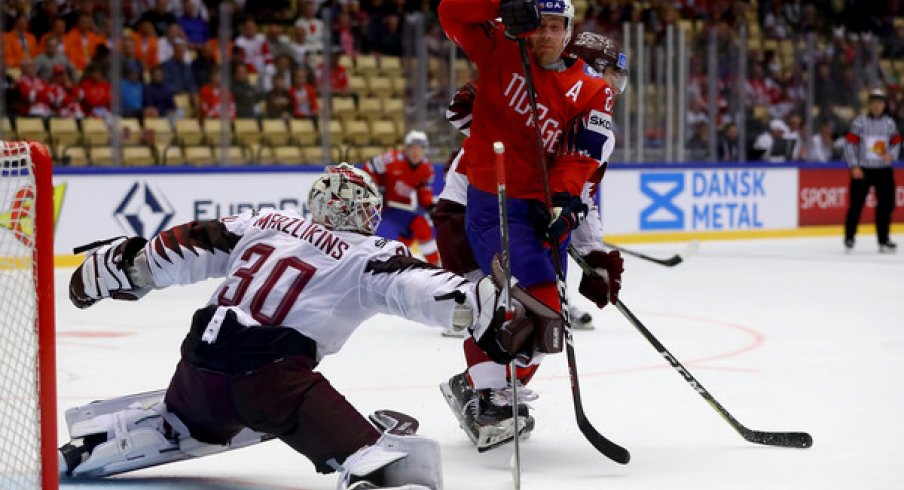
533,193 -> 588,244
578,250 -> 623,308
499,0 -> 541,38
69,236 -> 151,308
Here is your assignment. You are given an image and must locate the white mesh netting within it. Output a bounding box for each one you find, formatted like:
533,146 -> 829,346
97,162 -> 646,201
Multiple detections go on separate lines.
0,141 -> 41,488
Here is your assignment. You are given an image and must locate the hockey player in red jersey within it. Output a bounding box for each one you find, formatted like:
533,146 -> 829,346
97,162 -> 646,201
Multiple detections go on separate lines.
59,163 -> 554,489
437,0 -> 629,450
364,130 -> 440,265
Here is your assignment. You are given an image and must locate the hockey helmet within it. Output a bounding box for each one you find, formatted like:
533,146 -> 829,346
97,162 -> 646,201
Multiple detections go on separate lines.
404,130 -> 429,147
307,163 -> 383,235
568,32 -> 629,93
537,0 -> 575,48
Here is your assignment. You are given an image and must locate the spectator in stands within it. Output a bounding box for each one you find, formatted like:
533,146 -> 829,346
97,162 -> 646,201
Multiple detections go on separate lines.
717,122 -> 740,161
265,76 -> 293,119
34,37 -> 77,82
47,65 -> 84,119
286,25 -> 311,67
317,50 -> 353,98
121,67 -> 145,118
235,18 -> 271,75
373,14 -> 403,57
160,37 -> 196,95
63,13 -> 107,71
141,0 -> 178,36
80,65 -> 112,119
29,0 -> 59,41
143,65 -> 177,118
84,45 -> 111,82
334,11 -> 359,57
809,120 -> 843,162
686,121 -> 710,160
753,119 -> 794,163
16,58 -> 52,117
264,24 -> 292,61
192,42 -> 218,90
785,114 -> 805,160
883,25 -> 904,58
3,15 -> 38,68
177,0 -> 209,48
158,23 -> 190,65
121,37 -> 146,79
39,17 -> 67,52
131,19 -> 160,68
763,0 -> 789,39
294,0 -> 325,54
198,69 -> 235,120
290,66 -> 318,118
261,53 -> 294,93
232,63 -> 261,119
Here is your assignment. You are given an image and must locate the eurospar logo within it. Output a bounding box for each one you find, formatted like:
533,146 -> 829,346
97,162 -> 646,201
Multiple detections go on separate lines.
114,182 -> 174,238
640,170 -> 767,231
0,183 -> 66,246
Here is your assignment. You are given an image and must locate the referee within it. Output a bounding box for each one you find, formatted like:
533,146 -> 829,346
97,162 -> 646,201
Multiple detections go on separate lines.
843,88 -> 900,253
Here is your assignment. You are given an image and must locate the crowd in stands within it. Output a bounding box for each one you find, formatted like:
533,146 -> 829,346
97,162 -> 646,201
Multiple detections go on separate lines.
1,0 -> 903,164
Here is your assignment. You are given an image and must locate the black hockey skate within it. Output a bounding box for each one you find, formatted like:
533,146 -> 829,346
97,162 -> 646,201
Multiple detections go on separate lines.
879,241 -> 897,254
439,372 -> 534,452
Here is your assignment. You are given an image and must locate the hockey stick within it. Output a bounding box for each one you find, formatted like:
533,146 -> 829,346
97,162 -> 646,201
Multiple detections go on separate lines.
568,247 -> 814,449
603,240 -> 699,267
516,38 -> 630,465
494,142 -> 521,489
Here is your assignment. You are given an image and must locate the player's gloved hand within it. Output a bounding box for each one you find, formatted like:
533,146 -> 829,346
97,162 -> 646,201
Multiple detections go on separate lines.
547,192 -> 588,243
469,277 -> 534,364
499,0 -> 541,38
578,250 -> 623,308
69,236 -> 151,309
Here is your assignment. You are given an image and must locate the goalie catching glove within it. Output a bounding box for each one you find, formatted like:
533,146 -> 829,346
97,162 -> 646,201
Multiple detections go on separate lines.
69,236 -> 153,309
578,250 -> 623,308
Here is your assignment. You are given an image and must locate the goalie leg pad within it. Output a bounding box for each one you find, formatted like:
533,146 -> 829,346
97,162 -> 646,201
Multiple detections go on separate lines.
339,432 -> 442,490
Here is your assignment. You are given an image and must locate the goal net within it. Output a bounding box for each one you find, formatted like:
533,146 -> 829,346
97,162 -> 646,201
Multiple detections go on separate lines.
0,141 -> 56,489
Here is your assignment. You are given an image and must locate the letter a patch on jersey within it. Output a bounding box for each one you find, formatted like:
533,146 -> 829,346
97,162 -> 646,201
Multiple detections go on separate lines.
565,81 -> 583,102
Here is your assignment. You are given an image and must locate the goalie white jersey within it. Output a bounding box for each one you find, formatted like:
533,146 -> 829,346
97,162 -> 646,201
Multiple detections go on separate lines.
143,208 -> 471,361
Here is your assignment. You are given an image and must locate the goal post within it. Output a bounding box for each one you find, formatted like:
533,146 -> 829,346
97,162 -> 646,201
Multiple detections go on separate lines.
0,140 -> 57,488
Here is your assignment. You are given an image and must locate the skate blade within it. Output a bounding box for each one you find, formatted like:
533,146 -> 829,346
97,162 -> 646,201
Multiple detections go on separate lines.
440,329 -> 465,337
476,416 -> 534,453
439,382 -> 480,446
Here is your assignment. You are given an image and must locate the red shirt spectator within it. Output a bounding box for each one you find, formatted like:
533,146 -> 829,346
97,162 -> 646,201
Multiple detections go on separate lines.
3,15 -> 39,68
47,66 -> 85,118
317,57 -> 352,96
16,59 -> 52,117
63,14 -> 108,71
199,71 -> 236,120
80,66 -> 112,118
235,18 -> 272,74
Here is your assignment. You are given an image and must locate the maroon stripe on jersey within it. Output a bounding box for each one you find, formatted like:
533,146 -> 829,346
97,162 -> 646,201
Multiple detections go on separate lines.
153,220 -> 239,264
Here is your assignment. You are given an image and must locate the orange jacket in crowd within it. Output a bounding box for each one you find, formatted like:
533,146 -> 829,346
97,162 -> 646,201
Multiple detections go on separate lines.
3,30 -> 39,68
130,31 -> 159,68
62,28 -> 107,71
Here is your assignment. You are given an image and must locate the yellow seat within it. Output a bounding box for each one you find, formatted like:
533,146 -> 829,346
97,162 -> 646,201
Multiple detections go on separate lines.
339,55 -> 354,72
356,145 -> 385,163
203,118 -> 233,145
48,118 -> 80,153
390,76 -> 406,97
143,118 -> 174,145
343,120 -> 370,146
357,97 -> 383,123
214,145 -> 249,165
379,56 -> 402,77
289,119 -> 318,146
161,145 -> 184,165
367,76 -> 393,98
174,93 -> 194,118
274,145 -> 305,165
348,75 -> 367,95
331,96 -> 358,122
1,117 -> 13,138
185,145 -> 215,166
234,118 -> 261,147
326,120 -> 344,145
90,147 -> 116,166
81,118 -> 109,147
370,120 -> 397,147
13,118 -> 48,144
261,119 -> 291,146
354,54 -> 379,77
175,119 -> 204,146
62,145 -> 90,166
119,118 -> 143,145
300,145 -> 341,165
123,146 -> 156,166
382,98 -> 405,131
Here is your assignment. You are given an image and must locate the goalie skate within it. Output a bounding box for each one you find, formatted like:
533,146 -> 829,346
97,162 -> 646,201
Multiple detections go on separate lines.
439,372 -> 534,452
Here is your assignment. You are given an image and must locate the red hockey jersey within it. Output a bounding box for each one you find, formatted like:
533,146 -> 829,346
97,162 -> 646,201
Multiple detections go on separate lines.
364,150 -> 434,210
439,0 -> 616,200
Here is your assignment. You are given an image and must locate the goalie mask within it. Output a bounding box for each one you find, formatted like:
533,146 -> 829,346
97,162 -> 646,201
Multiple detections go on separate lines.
307,163 -> 383,235
567,32 -> 629,93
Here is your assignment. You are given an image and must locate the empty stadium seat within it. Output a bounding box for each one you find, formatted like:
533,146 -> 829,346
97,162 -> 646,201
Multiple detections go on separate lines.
367,76 -> 393,98
343,120 -> 370,146
262,119 -> 291,146
119,118 -> 143,145
123,146 -> 156,166
234,118 -> 261,147
289,119 -> 318,146
348,75 -> 367,95
13,118 -> 47,144
185,145 -> 215,166
1,118 -> 13,138
357,97 -> 383,123
90,147 -> 116,166
214,145 -> 249,165
61,145 -> 90,166
48,118 -> 80,154
174,93 -> 194,118
331,97 -> 358,122
370,121 -> 397,146
326,120 -> 344,145
354,54 -> 379,77
274,145 -> 304,165
81,118 -> 109,147
390,76 -> 406,97
203,118 -> 232,145
175,119 -> 204,146
379,56 -> 402,77
300,146 -> 341,165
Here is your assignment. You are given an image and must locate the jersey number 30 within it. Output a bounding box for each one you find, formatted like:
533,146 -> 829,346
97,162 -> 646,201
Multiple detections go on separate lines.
217,243 -> 316,324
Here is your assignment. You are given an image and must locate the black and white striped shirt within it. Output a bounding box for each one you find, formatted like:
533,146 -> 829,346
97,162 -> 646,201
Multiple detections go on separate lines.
843,114 -> 901,168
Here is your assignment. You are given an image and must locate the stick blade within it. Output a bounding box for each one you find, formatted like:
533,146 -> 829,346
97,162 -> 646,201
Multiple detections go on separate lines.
577,416 -> 631,464
744,429 -> 813,449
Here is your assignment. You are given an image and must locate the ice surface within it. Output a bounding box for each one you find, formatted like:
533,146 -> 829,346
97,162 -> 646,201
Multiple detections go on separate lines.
56,234 -> 904,489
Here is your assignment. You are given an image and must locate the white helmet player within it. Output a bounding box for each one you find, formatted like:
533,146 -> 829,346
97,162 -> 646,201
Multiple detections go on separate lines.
404,130 -> 429,147
307,163 -> 383,235
537,0 -> 575,49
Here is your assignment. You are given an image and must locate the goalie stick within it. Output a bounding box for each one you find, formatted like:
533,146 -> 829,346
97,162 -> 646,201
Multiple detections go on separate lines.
603,241 -> 699,267
517,38 -> 630,465
568,247 -> 814,449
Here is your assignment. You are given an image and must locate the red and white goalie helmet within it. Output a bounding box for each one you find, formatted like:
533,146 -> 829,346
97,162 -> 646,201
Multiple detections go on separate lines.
307,163 -> 383,235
